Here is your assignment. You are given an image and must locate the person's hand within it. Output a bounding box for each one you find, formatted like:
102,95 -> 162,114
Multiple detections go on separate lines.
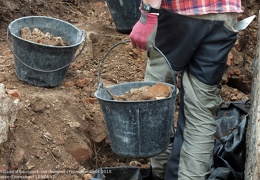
130,11 -> 158,50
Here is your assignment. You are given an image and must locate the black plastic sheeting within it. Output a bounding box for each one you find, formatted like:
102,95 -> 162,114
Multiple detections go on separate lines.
207,100 -> 250,180
92,100 -> 250,180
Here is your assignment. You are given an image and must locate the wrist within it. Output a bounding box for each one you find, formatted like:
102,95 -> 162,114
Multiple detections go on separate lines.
141,3 -> 160,14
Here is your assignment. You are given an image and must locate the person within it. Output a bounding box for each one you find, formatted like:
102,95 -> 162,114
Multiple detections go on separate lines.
130,0 -> 243,179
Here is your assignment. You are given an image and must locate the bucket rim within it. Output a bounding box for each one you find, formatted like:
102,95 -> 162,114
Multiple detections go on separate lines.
94,81 -> 179,103
8,15 -> 85,49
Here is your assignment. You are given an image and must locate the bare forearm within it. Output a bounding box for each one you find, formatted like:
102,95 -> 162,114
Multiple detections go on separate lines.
142,0 -> 162,9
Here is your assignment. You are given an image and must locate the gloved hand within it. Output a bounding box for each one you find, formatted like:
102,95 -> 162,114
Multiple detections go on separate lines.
130,11 -> 158,50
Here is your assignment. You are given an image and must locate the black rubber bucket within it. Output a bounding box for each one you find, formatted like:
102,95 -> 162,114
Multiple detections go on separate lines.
7,16 -> 85,87
95,81 -> 177,158
94,41 -> 178,158
106,0 -> 141,34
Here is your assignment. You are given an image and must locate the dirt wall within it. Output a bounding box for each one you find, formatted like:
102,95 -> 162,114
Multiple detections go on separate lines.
245,10 -> 260,180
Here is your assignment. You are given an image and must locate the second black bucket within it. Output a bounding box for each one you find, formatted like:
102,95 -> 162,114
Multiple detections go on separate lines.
106,0 -> 141,34
8,16 -> 85,87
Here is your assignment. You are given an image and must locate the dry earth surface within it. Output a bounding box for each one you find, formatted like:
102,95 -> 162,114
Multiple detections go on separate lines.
0,0 -> 259,179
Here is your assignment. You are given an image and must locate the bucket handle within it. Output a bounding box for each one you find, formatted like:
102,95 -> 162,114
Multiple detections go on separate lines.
6,28 -> 86,73
97,40 -> 177,95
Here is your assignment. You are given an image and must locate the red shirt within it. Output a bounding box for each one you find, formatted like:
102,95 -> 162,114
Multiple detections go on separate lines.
161,0 -> 243,15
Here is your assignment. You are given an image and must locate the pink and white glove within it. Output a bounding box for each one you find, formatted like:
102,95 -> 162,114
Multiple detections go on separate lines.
130,11 -> 158,50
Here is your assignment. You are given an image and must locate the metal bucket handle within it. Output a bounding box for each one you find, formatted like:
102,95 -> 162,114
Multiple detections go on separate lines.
6,28 -> 86,73
97,40 -> 177,96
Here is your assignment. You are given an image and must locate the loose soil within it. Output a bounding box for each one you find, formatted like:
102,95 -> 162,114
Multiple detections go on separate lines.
0,0 -> 259,179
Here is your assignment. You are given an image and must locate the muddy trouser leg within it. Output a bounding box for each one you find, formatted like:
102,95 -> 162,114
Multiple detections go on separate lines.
165,70 -> 223,179
144,10 -> 239,179
144,47 -> 177,179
